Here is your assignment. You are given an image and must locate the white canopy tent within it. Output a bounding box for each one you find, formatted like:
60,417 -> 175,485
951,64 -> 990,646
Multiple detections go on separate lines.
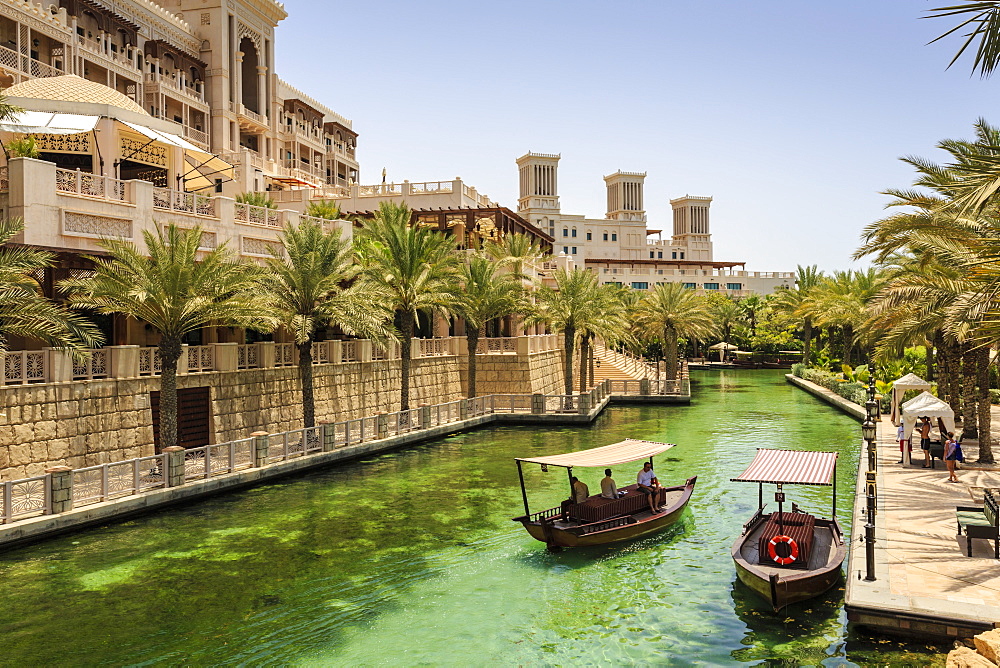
708,341 -> 738,361
889,373 -> 933,425
900,391 -> 956,466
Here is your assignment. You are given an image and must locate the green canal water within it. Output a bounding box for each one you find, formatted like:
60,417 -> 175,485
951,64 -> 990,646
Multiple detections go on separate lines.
0,370 -> 947,666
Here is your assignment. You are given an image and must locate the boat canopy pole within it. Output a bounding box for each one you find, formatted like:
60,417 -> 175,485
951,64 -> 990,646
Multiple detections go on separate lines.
566,466 -> 574,500
758,482 -> 763,510
832,461 -> 837,517
776,483 -> 784,535
516,460 -> 530,517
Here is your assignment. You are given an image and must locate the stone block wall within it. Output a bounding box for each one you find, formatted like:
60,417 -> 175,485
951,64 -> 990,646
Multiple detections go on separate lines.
459,350 -> 565,397
0,357 -> 462,481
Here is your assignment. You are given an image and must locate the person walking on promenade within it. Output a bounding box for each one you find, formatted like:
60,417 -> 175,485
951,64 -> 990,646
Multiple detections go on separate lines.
897,422 -> 911,464
944,432 -> 961,483
919,416 -> 933,468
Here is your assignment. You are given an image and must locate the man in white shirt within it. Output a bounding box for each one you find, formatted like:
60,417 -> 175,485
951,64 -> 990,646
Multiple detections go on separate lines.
637,461 -> 661,513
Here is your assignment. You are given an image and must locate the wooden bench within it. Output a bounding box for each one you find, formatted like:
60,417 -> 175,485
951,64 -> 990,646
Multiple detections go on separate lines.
567,484 -> 664,523
957,489 -> 999,558
758,511 -> 816,569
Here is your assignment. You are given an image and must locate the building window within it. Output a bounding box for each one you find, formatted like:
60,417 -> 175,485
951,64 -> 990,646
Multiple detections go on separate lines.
704,283 -> 719,290
611,233 -> 617,241
563,229 -> 568,237
727,283 -> 743,290
649,251 -> 654,259
586,232 -> 592,240
631,282 -> 648,290
571,247 -> 577,254
563,246 -> 569,254
682,282 -> 697,289
571,228 -> 577,237
603,232 -> 608,241
672,252 -> 677,259
680,252 -> 685,259
658,252 -> 663,259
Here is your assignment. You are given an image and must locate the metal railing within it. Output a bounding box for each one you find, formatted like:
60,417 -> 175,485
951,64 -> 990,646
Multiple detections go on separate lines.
2,350 -> 47,385
183,439 -> 255,480
0,475 -> 50,523
72,349 -> 109,380
234,202 -> 281,227
56,169 -> 129,202
153,187 -> 217,217
73,455 -> 166,506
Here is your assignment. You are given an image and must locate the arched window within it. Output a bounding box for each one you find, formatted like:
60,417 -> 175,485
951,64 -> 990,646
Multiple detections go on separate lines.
239,36 -> 260,113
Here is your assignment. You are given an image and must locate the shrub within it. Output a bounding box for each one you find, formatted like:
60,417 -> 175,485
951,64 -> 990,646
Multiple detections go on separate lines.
8,136 -> 38,159
236,192 -> 276,209
791,363 -> 806,378
991,389 -> 1000,405
798,366 -> 866,406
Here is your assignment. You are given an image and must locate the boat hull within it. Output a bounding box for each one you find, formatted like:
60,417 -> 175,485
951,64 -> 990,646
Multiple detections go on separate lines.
731,514 -> 846,611
516,477 -> 696,548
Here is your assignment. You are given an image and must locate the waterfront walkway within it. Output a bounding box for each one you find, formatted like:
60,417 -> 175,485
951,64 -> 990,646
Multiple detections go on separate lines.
789,374 -> 1000,638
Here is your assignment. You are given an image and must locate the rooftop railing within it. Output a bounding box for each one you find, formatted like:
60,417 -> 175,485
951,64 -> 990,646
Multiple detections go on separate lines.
56,169 -> 129,202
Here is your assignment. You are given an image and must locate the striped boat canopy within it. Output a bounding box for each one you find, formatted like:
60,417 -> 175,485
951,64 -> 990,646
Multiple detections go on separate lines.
731,449 -> 838,486
516,439 -> 675,469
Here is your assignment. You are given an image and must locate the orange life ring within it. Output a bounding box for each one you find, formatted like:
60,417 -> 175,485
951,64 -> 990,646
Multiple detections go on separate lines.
767,534 -> 799,566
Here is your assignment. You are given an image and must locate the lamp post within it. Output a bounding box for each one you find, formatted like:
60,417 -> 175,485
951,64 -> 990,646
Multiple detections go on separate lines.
862,381 -> 879,581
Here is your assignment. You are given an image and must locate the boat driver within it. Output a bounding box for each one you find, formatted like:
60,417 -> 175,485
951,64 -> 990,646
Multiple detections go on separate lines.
637,461 -> 661,513
571,476 -> 590,503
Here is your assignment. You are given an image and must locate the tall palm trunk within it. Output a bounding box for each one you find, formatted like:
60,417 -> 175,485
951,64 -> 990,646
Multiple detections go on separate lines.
802,317 -> 813,365
925,338 -> 935,381
157,335 -> 183,451
587,334 -> 596,387
843,324 -> 854,367
297,338 -> 315,428
945,339 -> 963,421
399,311 -> 415,410
466,326 -> 481,398
962,341 -> 978,439
562,325 -> 575,396
977,345 -> 994,463
664,325 -> 679,380
579,334 -> 590,393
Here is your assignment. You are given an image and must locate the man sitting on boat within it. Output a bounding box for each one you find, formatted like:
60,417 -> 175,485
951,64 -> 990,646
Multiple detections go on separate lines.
637,462 -> 661,513
571,476 -> 590,503
600,469 -> 619,499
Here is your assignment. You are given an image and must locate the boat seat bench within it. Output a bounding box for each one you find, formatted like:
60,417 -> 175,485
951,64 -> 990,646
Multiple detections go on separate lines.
566,484 -> 665,523
957,489 -> 999,558
757,512 -> 815,569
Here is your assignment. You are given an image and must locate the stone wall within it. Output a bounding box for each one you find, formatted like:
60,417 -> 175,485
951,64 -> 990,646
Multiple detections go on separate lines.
0,356 -> 462,481
459,350 -> 565,397
0,350 -> 567,481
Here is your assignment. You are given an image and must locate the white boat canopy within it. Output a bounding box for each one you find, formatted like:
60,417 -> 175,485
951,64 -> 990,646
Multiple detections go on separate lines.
731,448 -> 838,486
889,373 -> 932,425
516,439 -> 676,469
0,111 -> 99,135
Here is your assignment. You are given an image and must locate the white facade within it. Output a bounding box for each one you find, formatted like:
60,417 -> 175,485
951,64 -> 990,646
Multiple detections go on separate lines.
516,152 -> 792,295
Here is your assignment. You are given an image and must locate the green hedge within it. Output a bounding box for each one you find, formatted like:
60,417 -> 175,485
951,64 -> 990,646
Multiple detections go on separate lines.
792,365 -> 866,405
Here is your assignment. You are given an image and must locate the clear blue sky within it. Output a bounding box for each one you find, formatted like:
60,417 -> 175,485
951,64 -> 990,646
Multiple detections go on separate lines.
275,1 -> 997,273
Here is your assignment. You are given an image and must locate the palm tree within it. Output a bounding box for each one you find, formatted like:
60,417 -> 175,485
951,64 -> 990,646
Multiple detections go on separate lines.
304,199 -> 342,220
453,255 -> 529,398
810,270 -> 885,366
0,218 -> 102,352
483,233 -> 547,281
576,283 -> 631,392
634,283 -> 715,380
62,224 -> 270,450
927,2 -> 1000,77
355,201 -> 459,410
709,296 -> 742,360
772,265 -> 825,364
265,220 -> 394,427
530,268 -> 600,396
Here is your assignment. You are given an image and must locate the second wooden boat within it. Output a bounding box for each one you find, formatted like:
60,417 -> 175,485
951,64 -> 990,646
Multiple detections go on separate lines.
730,448 -> 846,611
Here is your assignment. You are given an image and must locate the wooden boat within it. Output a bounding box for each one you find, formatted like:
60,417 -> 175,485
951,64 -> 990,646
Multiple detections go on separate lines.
730,448 -> 846,611
511,438 -> 697,550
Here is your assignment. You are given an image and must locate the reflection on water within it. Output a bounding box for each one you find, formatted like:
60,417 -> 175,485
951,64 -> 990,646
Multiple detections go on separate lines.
0,370 -> 948,666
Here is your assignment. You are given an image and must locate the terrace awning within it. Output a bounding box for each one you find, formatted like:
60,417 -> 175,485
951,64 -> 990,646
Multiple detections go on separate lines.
516,439 -> 675,469
0,111 -> 99,135
731,448 -> 838,486
118,120 -> 232,192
